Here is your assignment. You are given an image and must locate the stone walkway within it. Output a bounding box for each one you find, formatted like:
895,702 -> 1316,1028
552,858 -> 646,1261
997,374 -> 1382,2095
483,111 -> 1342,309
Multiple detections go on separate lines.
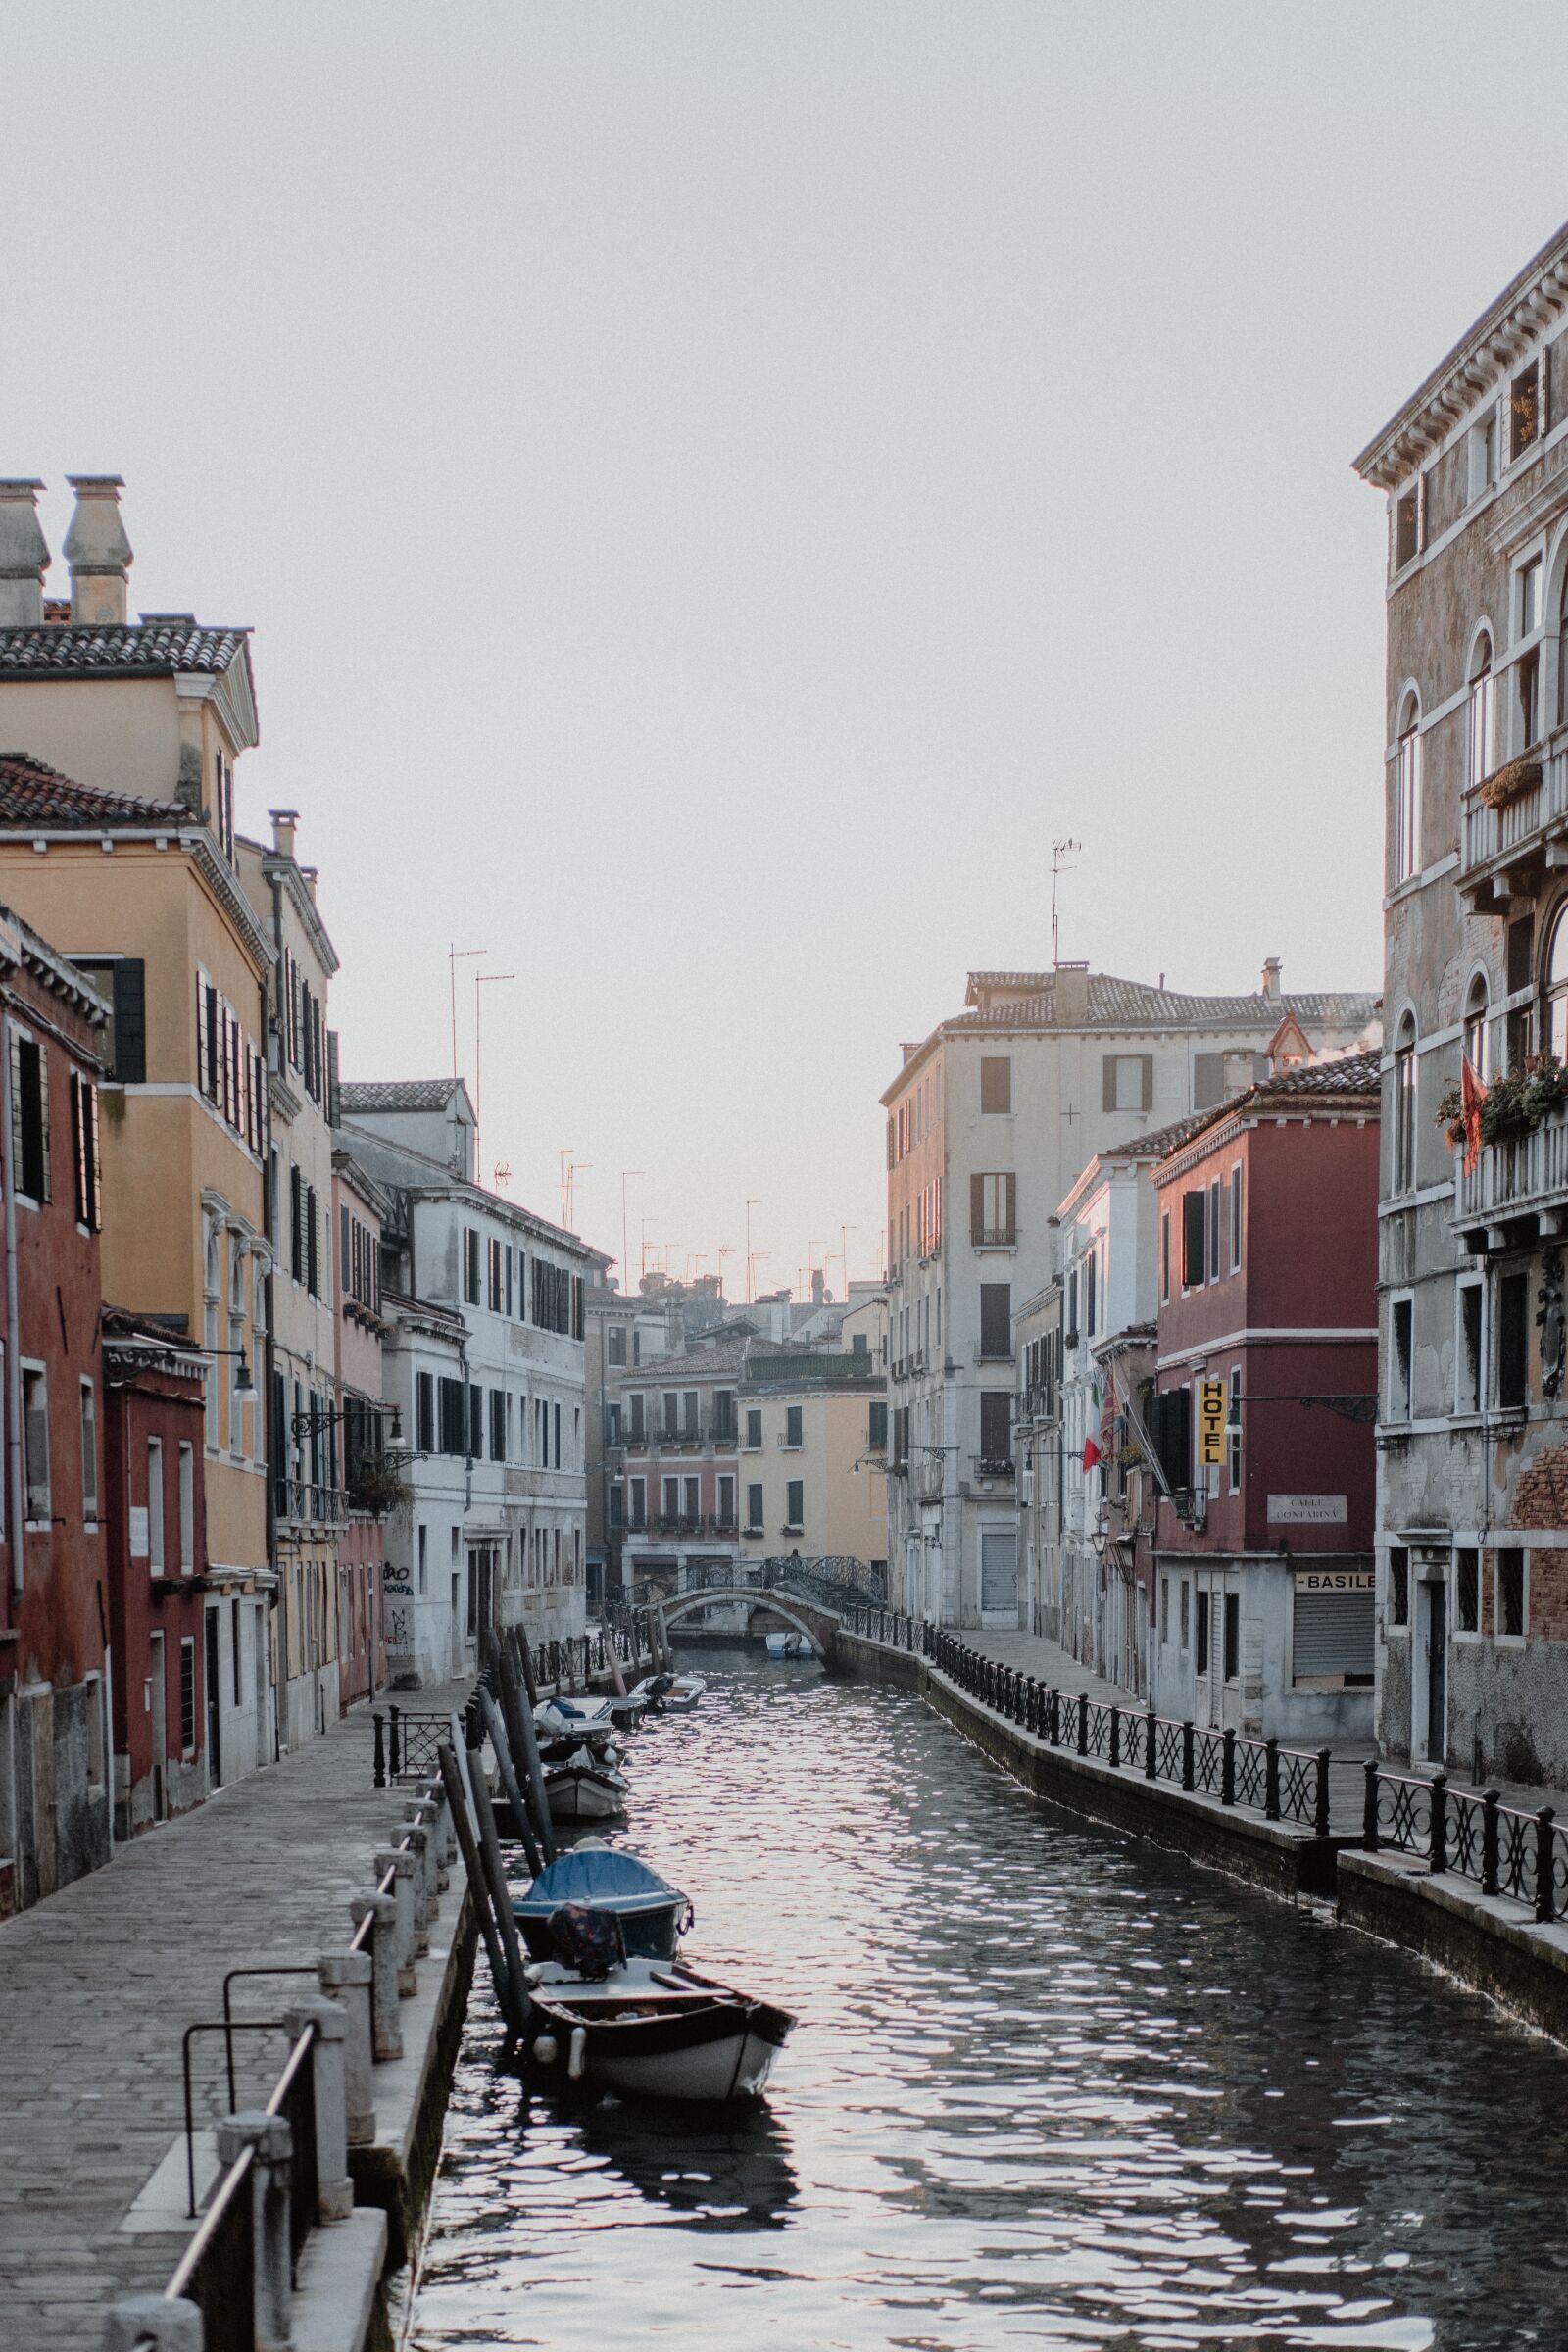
0,1680 -> 473,2346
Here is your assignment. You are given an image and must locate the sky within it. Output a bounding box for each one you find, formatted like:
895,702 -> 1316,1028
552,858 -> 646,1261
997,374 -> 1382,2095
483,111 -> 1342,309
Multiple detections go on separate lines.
6,3 -> 1568,1299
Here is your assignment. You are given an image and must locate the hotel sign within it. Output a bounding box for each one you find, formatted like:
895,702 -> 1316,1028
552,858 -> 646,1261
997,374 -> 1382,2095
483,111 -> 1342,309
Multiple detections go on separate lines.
1198,1379 -> 1227,1467
1268,1494 -> 1348,1525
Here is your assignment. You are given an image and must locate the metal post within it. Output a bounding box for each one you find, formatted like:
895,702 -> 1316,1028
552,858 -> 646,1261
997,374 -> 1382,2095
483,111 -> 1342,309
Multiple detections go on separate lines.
1314,1749 -> 1331,1838
1536,1805 -> 1557,1923
284,2000 -> 352,2221
103,2300 -> 204,2350
1077,1691 -> 1089,1757
1109,1704 -> 1120,1769
1430,1771 -> 1448,1876
1363,1758 -> 1380,1850
1049,1688 -> 1060,1747
349,1890 -> 403,2061
388,1703 -> 401,1779
1264,1737 -> 1280,1822
1181,1720 -> 1195,1794
217,2111 -> 293,2352
374,1847 -> 419,1995
1221,1726 -> 1235,1807
318,1949 -> 375,2144
372,1712 -> 386,1788
1145,1706 -> 1156,1782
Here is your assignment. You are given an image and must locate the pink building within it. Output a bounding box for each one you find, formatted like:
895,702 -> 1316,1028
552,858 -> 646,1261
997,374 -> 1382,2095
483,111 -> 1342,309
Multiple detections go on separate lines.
334,1150 -> 392,1709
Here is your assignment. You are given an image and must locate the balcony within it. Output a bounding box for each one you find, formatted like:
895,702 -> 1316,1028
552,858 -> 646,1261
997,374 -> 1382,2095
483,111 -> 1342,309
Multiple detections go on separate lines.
970,1225 -> 1017,1249
1454,1102 -> 1568,1250
1458,732 -> 1568,912
972,1454 -> 1016,1481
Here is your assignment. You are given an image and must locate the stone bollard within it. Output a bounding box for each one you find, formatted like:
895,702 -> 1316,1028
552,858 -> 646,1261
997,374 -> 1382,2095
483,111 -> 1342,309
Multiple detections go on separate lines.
374,1847 -> 419,1995
318,1949 -> 375,2144
218,2111 -> 293,2352
284,1997 -> 353,2221
103,2299 -> 204,2351
421,1779 -> 454,1885
402,1822 -> 433,1956
405,1800 -> 440,1928
350,1890 -> 404,2061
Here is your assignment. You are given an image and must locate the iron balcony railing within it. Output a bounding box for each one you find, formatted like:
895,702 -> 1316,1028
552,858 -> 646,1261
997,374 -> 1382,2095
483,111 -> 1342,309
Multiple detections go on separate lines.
1453,1106 -> 1568,1230
1459,730 -> 1568,880
271,1475 -> 346,1527
1361,1764 -> 1568,1922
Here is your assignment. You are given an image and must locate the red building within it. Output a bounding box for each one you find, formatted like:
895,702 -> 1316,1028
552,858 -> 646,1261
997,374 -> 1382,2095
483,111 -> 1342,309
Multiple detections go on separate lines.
606,1336 -> 745,1588
334,1148 -> 390,1710
0,909 -> 111,1913
1148,1052 -> 1381,1742
100,1309 -> 210,1832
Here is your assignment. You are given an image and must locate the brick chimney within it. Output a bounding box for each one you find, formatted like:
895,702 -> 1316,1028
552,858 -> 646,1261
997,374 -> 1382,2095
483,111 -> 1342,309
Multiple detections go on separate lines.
63,476 -> 132,625
0,481 -> 49,625
270,808 -> 300,862
1261,956 -> 1282,1003
1054,961 -> 1090,1025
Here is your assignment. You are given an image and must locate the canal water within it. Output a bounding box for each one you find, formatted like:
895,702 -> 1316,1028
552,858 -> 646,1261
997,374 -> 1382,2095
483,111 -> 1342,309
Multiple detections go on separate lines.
408,1647 -> 1568,2350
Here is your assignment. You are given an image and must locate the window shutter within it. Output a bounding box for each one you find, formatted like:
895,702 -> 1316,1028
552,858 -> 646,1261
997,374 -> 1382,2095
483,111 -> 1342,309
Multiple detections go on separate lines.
307,1187 -> 319,1297
1102,1055 -> 1117,1112
970,1172 -> 985,1238
1004,1172 -> 1016,1234
35,1041 -> 48,1200
70,1073 -> 84,1223
88,1082 -> 102,1230
8,1029 -> 21,1188
1140,1054 -> 1153,1110
109,959 -> 147,1084
196,972 -> 210,1097
1183,1190 -> 1206,1287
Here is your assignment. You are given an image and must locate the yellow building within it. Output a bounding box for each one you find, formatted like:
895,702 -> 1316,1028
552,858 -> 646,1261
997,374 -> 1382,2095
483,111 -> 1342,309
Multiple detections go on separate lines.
0,477 -> 275,1778
737,1344 -> 888,1572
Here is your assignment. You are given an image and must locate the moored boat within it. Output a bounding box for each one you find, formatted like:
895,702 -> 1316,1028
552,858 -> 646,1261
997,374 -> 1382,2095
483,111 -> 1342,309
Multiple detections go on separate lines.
542,1744 -> 628,1824
524,1953 -> 795,2105
764,1632 -> 806,1660
514,1843 -> 692,1962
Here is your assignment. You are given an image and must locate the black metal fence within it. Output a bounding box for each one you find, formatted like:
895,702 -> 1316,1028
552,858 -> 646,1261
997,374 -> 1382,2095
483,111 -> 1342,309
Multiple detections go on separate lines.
1363,1763 -> 1568,1922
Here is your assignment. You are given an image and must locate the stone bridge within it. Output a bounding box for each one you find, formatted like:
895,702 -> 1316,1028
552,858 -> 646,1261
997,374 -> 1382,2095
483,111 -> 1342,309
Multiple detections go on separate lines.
658,1583 -> 844,1660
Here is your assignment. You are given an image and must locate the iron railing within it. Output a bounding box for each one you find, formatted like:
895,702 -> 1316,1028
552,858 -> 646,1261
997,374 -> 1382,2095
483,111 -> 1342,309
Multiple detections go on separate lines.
166,2139 -> 256,2350
1362,1763 -> 1568,1923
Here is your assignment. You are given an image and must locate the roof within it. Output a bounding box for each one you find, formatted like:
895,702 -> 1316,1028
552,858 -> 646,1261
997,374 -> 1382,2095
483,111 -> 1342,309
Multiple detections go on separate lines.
1103,1108 -> 1213,1160
954,972 -> 1378,1030
0,751 -> 185,830
0,620 -> 251,679
338,1078 -> 468,1116
618,1337 -> 751,1384
1152,1049 -> 1381,1178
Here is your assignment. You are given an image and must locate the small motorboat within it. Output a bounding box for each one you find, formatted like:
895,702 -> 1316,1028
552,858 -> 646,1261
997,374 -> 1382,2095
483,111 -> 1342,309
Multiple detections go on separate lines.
536,1694 -> 634,1748
514,1842 -> 691,1962
524,1924 -> 794,2105
542,1744 -> 629,1824
764,1632 -> 807,1660
655,1673 -> 707,1713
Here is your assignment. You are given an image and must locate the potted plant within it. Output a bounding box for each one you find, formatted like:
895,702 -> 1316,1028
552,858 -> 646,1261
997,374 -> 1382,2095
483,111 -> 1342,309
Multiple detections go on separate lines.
1434,1080 -> 1466,1149
347,1454 -> 416,1521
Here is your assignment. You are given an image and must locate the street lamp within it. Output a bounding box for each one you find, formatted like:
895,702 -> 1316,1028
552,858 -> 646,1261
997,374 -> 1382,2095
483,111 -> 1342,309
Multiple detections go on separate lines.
209,1346 -> 256,1396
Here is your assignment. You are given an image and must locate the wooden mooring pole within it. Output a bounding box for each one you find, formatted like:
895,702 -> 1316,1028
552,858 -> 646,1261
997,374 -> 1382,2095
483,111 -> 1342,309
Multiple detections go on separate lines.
499,1632 -> 557,1866
436,1741 -> 515,2031
477,1681 -> 543,1878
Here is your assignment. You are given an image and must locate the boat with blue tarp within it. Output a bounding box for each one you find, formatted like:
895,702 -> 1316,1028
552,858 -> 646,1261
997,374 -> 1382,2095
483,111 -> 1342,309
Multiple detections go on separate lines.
514,1843 -> 692,1961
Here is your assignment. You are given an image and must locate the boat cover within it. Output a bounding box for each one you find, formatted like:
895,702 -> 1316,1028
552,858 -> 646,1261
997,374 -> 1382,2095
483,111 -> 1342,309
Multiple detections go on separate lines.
515,1845 -> 685,1922
550,1902 -> 627,1979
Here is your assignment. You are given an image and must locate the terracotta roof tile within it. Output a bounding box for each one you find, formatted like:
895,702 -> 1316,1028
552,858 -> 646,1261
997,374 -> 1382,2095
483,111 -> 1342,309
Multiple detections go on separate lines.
0,620 -> 250,677
339,1079 -> 466,1116
0,752 -> 185,830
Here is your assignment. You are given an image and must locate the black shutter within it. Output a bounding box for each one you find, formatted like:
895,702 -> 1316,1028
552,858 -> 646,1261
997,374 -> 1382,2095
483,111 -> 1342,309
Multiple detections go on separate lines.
468,1383 -> 483,1459
112,959 -> 147,1084
1183,1190 -> 1206,1287
970,1172 -> 985,1240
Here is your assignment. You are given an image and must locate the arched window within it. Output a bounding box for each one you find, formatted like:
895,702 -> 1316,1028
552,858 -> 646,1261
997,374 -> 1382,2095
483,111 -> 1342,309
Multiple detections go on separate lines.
1469,634 -> 1494,791
1393,1014 -> 1418,1193
1559,570 -> 1568,731
1396,698 -> 1422,884
1545,906 -> 1568,1063
1463,973 -> 1491,1082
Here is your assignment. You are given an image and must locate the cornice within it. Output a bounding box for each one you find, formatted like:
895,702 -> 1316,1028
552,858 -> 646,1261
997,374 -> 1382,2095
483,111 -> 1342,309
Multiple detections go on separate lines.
260,851 -> 339,977
185,832 -> 275,972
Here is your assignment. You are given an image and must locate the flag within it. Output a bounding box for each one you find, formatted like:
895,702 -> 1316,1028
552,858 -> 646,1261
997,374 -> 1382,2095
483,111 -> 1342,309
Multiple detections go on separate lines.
1461,1055 -> 1487,1178
1083,1432 -> 1103,1471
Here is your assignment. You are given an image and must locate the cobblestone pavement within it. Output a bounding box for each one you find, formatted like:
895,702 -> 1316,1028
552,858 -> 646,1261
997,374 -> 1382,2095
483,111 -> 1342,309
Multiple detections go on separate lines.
0,1681 -> 473,2346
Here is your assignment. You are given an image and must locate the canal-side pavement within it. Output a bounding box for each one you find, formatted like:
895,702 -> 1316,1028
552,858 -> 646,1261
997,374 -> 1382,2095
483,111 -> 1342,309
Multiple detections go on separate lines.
0,1681 -> 472,2348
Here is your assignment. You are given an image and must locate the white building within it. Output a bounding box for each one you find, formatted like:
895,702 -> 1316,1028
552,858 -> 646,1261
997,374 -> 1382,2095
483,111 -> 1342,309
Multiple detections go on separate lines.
338,1079 -> 602,1687
882,962 -> 1380,1627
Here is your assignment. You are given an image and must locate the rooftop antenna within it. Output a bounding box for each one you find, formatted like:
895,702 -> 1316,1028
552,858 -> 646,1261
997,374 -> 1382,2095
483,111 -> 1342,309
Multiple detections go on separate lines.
1051,838 -> 1081,970
560,1153 -> 592,1228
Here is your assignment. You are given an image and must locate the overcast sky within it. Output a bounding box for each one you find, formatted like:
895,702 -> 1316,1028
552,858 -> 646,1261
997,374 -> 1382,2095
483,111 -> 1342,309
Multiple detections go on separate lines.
6,4 -> 1568,1298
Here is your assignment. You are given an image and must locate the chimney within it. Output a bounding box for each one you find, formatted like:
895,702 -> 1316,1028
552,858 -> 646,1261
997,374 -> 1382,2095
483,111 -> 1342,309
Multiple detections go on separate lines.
1053,960 -> 1090,1025
301,865 -> 318,906
63,475 -> 132,625
1261,956 -> 1282,1003
0,481 -> 50,626
811,1267 -> 826,1307
270,808 -> 300,861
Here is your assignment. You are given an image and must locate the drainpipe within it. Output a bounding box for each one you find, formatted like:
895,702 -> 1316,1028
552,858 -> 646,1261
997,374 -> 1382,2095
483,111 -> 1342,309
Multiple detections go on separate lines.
2,1007 -> 24,1605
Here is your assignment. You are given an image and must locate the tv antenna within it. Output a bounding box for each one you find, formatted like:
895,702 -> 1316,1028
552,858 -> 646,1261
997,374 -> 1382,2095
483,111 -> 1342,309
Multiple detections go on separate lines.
1051,838 -> 1081,970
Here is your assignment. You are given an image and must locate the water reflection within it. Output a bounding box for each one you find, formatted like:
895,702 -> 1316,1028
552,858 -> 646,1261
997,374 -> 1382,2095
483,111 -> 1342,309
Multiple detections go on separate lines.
409,1645 -> 1568,2351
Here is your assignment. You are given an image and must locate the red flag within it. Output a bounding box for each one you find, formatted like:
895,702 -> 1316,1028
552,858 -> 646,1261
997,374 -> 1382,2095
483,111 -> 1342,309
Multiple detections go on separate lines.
1461,1055 -> 1486,1178
1083,1433 -> 1102,1471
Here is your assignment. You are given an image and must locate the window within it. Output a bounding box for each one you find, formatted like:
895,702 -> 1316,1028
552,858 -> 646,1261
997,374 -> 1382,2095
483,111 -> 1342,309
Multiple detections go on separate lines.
487,1235 -> 504,1312
978,1283 -> 1012,1359
1159,1578 -> 1169,1642
69,1073 -> 102,1230
1518,644 -> 1541,751
714,1389 -> 737,1442
437,1376 -> 466,1455
305,1185 -> 319,1298
489,1389 -> 507,1462
682,1390 -> 699,1438
1463,973 -> 1491,1083
73,956 -> 147,1084
12,1032 -> 49,1201
22,1365 -> 48,1522
785,1479 -> 804,1532
1395,710 -> 1421,883
1229,1165 -> 1243,1271
179,1639 -> 196,1756
609,1483 -> 624,1528
1496,1547 -> 1526,1640
1223,1592 -> 1240,1682
1395,485 -> 1419,570
1182,1190 -> 1206,1287
1179,1579 -> 1190,1650
746,1482 -> 764,1533
979,1056 -> 1012,1114
1390,1298 -> 1413,1420
606,1401 -> 621,1447
1510,362 -> 1541,464
1458,1281 -> 1484,1415
147,1438 -> 165,1572
1102,1054 -> 1152,1112
979,1390 -> 1011,1469
79,1380 -> 97,1523
1470,409 -> 1496,498
1546,907 -> 1568,1063
683,1475 -> 700,1522
464,1228 -> 481,1305
1195,1590 -> 1210,1675
970,1172 -> 1016,1245
1084,1250 -> 1097,1336
784,1404 -> 803,1448
1227,1366 -> 1242,1492
662,1391 -> 679,1440
1388,1547 -> 1409,1628
1393,1017 -> 1416,1193
868,1399 -> 888,1450
1160,1211 -> 1170,1303
628,1476 -> 646,1530
717,1474 -> 736,1529
1207,1178 -> 1221,1282
416,1372 -> 435,1453
607,1326 -> 626,1367
627,1393 -> 646,1441
1497,1270 -> 1530,1408
1456,1548 -> 1480,1634
662,1476 -> 679,1520
467,1384 -> 483,1459
1193,1053 -> 1227,1111
1468,637 -> 1494,790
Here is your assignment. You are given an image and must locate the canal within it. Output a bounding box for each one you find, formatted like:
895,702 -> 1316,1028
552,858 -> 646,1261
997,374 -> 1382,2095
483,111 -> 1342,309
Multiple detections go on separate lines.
407,1646 -> 1568,2349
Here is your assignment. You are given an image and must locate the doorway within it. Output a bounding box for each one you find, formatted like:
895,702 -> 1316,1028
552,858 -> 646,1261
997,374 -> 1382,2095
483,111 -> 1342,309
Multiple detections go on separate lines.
980,1529 -> 1017,1618
148,1631 -> 167,1822
204,1608 -> 223,1788
1422,1578 -> 1447,1764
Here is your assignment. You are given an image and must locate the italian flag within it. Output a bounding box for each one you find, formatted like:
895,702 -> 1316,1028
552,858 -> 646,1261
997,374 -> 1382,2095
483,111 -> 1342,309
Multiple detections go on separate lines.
1083,1377 -> 1103,1471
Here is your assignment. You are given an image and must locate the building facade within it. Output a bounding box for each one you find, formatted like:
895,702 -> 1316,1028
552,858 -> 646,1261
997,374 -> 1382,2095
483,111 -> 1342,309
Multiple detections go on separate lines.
606,1336 -> 745,1589
881,963 -> 1381,1627
1148,1056 -> 1381,1742
736,1347 -> 888,1573
334,1148 -> 391,1711
1354,221 -> 1568,1784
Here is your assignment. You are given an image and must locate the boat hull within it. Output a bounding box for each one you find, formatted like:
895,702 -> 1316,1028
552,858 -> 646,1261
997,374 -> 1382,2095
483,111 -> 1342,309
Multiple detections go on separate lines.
526,1977 -> 795,2105
544,1769 -> 627,1823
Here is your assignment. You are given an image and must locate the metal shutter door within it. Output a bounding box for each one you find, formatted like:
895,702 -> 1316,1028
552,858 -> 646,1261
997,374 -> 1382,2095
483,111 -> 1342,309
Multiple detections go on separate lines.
1293,1588 -> 1374,1679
